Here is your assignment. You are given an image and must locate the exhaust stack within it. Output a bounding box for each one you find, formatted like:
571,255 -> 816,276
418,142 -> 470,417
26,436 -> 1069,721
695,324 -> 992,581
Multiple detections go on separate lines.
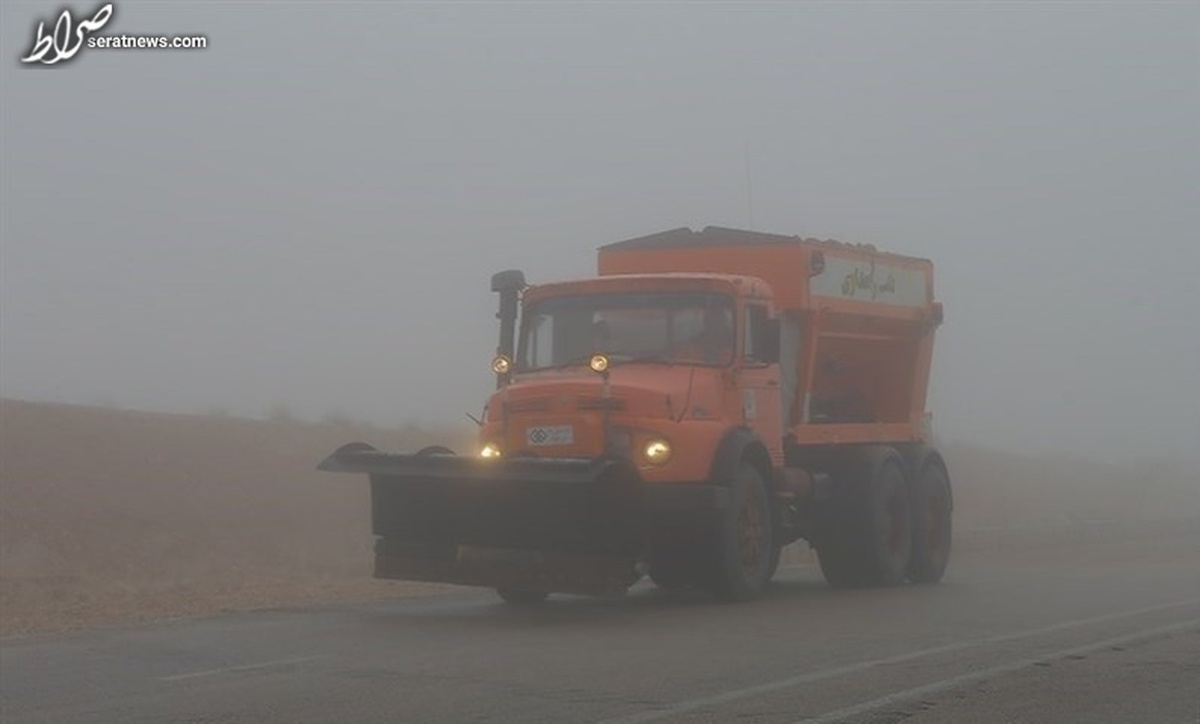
490,269 -> 525,387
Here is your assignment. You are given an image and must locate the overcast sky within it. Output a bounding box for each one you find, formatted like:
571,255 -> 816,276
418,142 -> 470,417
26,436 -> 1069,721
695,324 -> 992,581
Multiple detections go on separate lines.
2,1 -> 1197,462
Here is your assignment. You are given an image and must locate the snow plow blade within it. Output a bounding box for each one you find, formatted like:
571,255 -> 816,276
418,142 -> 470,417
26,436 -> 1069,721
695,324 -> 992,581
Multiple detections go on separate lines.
317,443 -> 649,595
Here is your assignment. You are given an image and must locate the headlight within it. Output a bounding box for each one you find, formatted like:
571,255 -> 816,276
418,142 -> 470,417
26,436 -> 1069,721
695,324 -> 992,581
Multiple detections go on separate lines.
491,355 -> 511,375
643,439 -> 672,465
480,442 -> 502,458
589,353 -> 610,374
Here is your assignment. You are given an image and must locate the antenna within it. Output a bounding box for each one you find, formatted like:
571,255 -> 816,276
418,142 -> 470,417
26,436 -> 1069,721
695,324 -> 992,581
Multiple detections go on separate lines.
743,139 -> 755,230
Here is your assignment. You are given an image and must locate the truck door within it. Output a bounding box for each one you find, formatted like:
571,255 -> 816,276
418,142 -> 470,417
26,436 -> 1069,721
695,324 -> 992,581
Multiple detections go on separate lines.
738,302 -> 783,462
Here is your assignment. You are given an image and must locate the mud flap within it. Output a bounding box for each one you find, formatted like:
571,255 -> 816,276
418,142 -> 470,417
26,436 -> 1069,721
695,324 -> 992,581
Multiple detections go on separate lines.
318,444 -> 648,594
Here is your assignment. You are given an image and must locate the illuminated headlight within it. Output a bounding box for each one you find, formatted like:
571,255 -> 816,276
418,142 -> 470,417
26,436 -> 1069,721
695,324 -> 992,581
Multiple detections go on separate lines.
491,355 -> 512,375
643,439 -> 672,465
589,353 -> 610,374
480,442 -> 503,458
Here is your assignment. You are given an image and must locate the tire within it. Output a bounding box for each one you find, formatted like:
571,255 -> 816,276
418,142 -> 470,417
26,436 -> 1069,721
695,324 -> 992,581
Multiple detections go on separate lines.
816,447 -> 913,588
708,462 -> 774,602
495,588 -> 549,605
908,459 -> 952,584
865,453 -> 914,585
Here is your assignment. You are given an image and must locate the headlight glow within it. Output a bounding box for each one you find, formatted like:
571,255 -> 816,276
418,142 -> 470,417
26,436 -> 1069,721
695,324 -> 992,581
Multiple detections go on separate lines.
491,355 -> 512,375
589,354 -> 610,374
480,442 -> 502,458
643,439 -> 672,465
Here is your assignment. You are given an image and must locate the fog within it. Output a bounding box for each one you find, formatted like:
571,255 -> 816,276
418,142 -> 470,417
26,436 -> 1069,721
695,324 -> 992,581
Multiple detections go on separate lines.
1,2 -> 1197,462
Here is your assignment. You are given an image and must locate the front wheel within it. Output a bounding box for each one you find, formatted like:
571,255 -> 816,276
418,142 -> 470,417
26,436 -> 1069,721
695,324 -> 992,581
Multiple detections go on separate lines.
708,463 -> 774,602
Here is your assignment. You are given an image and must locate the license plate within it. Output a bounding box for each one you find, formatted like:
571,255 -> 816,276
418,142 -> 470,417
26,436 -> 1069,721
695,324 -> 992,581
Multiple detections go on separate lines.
526,424 -> 574,447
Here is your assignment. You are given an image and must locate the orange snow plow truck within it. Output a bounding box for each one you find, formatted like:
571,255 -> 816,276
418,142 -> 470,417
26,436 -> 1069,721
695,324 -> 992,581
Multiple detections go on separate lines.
320,226 -> 951,603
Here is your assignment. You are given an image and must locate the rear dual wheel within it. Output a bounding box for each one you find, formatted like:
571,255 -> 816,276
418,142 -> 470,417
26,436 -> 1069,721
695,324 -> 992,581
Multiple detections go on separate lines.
816,448 -> 913,588
907,460 -> 952,584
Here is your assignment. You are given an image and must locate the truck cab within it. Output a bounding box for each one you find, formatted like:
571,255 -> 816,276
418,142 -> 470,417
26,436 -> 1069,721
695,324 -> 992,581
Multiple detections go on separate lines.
481,273 -> 783,487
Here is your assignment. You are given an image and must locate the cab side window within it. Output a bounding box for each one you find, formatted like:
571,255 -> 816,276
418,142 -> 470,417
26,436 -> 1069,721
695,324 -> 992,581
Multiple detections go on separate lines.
743,304 -> 779,364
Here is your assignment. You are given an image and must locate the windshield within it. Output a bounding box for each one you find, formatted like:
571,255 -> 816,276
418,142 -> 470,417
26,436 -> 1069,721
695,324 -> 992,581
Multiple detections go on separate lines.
517,291 -> 735,371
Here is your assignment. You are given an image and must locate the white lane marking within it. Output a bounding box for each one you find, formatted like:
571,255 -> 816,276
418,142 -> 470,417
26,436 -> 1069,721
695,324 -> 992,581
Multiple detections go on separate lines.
158,655 -> 326,682
796,618 -> 1199,724
597,598 -> 1200,724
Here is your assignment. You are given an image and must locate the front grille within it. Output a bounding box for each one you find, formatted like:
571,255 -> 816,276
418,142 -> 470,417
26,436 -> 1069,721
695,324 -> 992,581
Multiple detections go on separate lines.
503,397 -> 554,414
576,397 -> 627,411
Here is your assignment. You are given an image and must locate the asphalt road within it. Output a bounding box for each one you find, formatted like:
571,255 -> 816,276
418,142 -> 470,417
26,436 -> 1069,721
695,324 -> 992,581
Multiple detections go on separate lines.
3,520 -> 1198,724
